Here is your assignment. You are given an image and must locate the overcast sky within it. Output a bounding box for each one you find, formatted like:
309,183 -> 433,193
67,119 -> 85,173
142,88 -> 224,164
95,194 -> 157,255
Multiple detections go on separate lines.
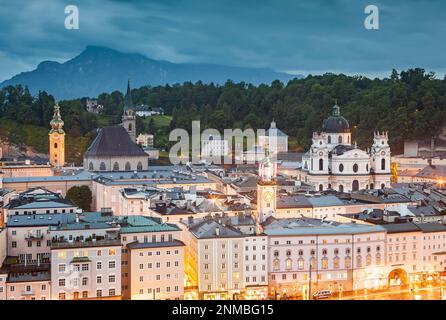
0,0 -> 445,81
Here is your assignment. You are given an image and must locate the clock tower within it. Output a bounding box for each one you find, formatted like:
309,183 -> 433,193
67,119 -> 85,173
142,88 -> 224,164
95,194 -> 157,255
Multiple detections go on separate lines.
257,149 -> 277,223
49,103 -> 65,167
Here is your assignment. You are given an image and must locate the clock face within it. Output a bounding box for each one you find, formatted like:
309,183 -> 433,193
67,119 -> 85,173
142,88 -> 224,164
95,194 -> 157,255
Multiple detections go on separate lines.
319,151 -> 323,156
263,190 -> 273,202
381,151 -> 386,156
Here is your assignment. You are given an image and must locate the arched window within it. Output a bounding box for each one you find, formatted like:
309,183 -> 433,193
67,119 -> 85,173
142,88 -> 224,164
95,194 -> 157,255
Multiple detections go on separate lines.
137,161 -> 143,171
99,162 -> 106,171
345,256 -> 352,268
366,254 -> 372,266
297,258 -> 304,270
352,180 -> 359,191
319,158 -> 323,171
376,253 -> 381,265
321,257 -> 328,269
113,162 -> 119,171
381,158 -> 386,170
125,162 -> 131,171
356,255 -> 362,268
273,259 -> 280,271
298,250 -> 303,256
339,163 -> 344,172
274,250 -> 279,257
370,183 -> 374,189
128,123 -> 133,132
333,256 -> 340,269
366,164 -> 369,172
353,163 -> 358,173
338,135 -> 343,144
319,184 -> 323,192
285,258 -> 292,270
327,136 -> 331,144
339,185 -> 344,193
286,250 -> 291,257
310,257 -> 316,269
381,183 -> 385,189
88,162 -> 94,171
54,143 -> 58,149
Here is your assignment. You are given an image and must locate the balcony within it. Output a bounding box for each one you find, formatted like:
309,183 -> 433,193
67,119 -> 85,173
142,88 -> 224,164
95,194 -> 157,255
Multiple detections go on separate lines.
24,233 -> 44,240
51,238 -> 121,249
21,290 -> 35,296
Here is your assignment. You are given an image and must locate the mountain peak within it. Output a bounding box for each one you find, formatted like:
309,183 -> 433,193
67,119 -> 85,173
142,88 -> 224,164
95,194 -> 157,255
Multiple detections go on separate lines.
83,45 -> 119,54
1,46 -> 299,99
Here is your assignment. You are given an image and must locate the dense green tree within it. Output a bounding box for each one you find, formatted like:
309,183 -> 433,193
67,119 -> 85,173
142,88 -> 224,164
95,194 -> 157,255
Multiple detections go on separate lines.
66,185 -> 93,211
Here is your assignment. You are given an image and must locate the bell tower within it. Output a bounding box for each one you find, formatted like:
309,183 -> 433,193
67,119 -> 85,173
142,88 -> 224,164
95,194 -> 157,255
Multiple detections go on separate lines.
121,79 -> 136,142
371,131 -> 391,174
257,149 -> 277,223
49,103 -> 65,167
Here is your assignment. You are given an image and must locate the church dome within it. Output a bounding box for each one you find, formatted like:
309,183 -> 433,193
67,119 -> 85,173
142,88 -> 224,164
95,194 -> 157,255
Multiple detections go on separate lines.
322,103 -> 350,133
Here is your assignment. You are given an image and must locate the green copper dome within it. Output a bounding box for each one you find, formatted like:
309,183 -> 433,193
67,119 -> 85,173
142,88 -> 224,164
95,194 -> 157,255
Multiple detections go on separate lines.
50,103 -> 65,133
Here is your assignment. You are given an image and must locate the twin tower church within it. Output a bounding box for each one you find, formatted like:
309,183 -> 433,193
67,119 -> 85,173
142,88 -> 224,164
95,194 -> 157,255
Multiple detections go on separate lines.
299,103 -> 391,192
49,82 -> 391,193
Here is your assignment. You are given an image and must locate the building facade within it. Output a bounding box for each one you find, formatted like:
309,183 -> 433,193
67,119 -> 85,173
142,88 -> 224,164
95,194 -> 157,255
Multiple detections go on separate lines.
258,121 -> 288,154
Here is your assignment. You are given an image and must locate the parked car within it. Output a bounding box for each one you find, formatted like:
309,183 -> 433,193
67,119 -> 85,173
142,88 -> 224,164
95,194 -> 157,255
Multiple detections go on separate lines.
313,290 -> 332,300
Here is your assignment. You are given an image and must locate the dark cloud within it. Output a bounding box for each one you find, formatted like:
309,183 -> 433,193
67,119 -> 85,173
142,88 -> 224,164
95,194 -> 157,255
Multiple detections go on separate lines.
0,0 -> 445,81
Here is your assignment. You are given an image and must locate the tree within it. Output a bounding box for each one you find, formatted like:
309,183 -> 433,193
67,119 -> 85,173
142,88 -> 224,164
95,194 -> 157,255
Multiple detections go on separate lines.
148,118 -> 155,134
66,185 -> 92,211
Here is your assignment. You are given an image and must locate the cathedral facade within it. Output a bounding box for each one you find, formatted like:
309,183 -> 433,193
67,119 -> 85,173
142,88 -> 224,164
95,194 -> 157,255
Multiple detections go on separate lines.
299,103 -> 391,192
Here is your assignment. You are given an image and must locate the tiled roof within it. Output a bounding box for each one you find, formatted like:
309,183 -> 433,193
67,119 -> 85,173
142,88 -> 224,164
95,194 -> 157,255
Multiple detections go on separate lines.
118,216 -> 181,233
85,126 -> 147,157
263,217 -> 386,236
8,271 -> 51,283
7,214 -> 76,227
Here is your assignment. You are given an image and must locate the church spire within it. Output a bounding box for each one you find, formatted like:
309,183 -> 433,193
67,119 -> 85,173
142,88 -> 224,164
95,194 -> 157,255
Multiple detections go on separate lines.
124,79 -> 133,111
121,79 -> 136,142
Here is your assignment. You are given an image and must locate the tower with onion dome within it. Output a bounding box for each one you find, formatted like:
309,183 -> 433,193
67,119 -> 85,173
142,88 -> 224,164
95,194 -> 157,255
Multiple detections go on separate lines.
49,103 -> 65,167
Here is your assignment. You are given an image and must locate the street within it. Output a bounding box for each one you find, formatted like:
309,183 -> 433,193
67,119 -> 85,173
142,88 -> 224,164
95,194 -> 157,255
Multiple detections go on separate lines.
328,285 -> 445,300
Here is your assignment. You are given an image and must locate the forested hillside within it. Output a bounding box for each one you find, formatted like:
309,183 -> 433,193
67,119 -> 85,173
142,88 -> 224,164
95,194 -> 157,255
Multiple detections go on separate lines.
1,68 -> 445,163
